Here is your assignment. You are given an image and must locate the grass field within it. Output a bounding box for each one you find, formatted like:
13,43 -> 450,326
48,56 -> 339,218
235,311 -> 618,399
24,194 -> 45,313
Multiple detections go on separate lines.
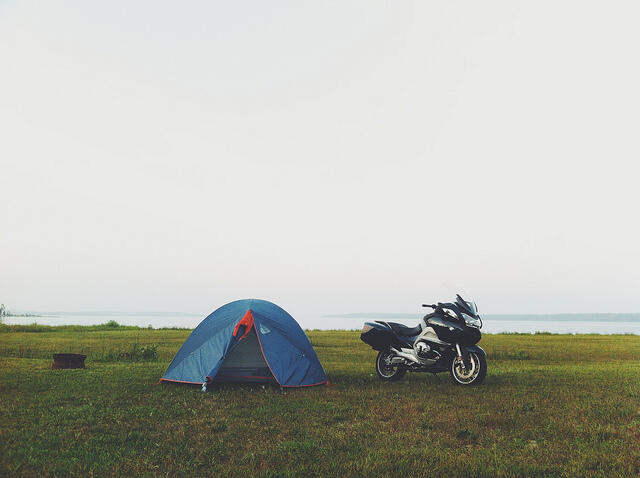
1,324 -> 639,477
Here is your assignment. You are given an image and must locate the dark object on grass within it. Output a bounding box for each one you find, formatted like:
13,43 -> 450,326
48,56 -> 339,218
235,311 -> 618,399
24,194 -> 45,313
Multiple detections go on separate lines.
361,293 -> 487,385
52,353 -> 86,369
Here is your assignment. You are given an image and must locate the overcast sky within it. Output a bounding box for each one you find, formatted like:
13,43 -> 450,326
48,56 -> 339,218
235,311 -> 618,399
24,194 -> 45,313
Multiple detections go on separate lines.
1,1 -> 639,316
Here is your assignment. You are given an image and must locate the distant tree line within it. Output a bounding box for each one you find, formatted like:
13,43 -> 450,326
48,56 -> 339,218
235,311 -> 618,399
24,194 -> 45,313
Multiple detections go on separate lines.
0,304 -> 38,318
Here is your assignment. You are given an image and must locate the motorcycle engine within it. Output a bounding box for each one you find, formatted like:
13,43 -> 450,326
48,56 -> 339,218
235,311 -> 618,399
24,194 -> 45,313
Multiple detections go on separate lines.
414,340 -> 431,359
414,339 -> 440,361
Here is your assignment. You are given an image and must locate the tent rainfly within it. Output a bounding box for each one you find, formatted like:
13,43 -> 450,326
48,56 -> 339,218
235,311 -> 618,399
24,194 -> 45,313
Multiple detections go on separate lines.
161,299 -> 327,389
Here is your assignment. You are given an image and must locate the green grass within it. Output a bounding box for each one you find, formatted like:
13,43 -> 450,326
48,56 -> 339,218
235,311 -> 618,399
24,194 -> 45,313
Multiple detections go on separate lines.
1,327 -> 639,477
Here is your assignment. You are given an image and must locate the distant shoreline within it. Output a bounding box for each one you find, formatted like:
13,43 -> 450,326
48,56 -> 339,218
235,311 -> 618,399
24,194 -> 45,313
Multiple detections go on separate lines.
323,312 -> 640,322
0,322 -> 638,335
7,311 -> 202,317
1,314 -> 43,318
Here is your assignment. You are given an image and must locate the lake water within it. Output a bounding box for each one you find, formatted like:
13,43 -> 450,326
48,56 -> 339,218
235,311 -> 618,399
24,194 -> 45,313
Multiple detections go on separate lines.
4,313 -> 640,334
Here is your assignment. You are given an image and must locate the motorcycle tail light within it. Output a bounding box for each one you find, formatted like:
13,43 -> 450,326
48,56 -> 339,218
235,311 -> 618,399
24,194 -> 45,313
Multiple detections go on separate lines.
362,324 -> 373,333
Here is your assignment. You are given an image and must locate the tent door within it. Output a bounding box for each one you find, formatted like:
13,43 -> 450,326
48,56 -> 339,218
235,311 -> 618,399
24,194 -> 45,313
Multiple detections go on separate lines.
215,328 -> 275,383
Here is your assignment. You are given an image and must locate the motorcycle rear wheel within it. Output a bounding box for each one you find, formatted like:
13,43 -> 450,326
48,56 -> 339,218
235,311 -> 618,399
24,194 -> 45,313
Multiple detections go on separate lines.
376,350 -> 407,381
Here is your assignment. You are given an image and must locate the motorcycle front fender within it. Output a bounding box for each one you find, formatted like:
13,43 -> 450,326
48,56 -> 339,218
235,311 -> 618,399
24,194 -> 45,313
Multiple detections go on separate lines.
462,345 -> 486,359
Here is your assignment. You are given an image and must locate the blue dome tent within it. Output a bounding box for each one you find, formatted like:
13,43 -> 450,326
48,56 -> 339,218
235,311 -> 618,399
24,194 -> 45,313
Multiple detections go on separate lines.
160,299 -> 327,388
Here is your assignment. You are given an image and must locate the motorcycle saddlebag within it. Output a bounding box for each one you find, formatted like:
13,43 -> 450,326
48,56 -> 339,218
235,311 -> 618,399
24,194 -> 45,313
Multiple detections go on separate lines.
360,322 -> 395,351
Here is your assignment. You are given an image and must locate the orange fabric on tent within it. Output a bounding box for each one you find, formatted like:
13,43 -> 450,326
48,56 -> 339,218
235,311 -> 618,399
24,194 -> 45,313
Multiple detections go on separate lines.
232,310 -> 254,340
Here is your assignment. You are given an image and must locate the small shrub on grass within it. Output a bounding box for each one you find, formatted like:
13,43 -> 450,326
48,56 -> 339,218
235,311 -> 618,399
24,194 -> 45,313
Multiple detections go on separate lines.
96,343 -> 159,362
132,343 -> 158,360
456,429 -> 477,442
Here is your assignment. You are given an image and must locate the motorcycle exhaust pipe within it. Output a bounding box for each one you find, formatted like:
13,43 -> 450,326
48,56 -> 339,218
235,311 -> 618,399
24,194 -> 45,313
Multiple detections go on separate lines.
390,347 -> 421,364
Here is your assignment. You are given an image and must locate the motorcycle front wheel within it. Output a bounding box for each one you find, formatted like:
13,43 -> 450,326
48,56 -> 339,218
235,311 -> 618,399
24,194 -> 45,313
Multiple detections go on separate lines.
450,352 -> 487,385
376,350 -> 407,381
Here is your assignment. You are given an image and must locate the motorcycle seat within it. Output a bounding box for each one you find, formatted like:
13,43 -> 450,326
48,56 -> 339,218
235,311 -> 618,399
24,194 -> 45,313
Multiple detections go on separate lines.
387,322 -> 422,337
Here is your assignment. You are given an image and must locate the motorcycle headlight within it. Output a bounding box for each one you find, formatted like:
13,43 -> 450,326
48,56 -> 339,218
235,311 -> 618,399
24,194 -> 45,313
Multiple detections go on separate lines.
462,313 -> 481,329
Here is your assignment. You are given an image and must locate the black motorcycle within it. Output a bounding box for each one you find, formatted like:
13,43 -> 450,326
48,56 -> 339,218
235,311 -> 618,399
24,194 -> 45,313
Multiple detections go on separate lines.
360,294 -> 487,385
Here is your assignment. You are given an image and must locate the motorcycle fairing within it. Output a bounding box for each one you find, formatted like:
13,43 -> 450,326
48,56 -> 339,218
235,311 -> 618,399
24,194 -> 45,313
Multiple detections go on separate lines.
426,314 -> 481,346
